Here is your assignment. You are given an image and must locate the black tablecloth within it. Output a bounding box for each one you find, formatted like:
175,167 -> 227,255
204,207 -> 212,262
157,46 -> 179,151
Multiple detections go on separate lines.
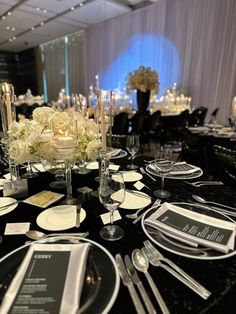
0,156 -> 236,313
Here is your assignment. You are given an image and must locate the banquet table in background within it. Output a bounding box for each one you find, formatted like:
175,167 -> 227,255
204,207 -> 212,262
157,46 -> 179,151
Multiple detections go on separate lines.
0,155 -> 236,313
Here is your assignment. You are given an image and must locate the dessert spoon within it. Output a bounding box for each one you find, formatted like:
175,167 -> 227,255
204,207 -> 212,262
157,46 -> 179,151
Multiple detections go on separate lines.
25,230 -> 89,240
132,249 -> 169,314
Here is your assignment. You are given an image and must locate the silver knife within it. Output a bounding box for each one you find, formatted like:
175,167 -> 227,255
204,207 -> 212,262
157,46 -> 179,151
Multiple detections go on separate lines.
75,204 -> 81,228
124,255 -> 156,314
115,254 -> 146,314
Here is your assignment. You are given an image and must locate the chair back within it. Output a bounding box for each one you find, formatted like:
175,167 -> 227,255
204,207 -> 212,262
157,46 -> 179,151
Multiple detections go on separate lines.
189,107 -> 208,126
112,112 -> 129,135
213,145 -> 236,186
129,111 -> 146,134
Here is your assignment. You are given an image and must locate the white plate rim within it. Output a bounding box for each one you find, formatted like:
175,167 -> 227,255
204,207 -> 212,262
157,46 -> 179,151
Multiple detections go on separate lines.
141,202 -> 236,260
122,171 -> 143,182
36,205 -> 86,231
0,197 -> 18,216
120,190 -> 151,210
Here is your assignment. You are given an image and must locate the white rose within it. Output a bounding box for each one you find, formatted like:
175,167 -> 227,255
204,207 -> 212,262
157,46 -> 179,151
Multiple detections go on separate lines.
9,140 -> 30,164
49,112 -> 71,135
86,139 -> 101,160
32,106 -> 55,125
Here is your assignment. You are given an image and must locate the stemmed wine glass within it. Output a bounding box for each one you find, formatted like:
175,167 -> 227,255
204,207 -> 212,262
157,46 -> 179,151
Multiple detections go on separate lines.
126,134 -> 140,170
153,150 -> 174,198
41,159 -> 66,189
99,171 -> 125,241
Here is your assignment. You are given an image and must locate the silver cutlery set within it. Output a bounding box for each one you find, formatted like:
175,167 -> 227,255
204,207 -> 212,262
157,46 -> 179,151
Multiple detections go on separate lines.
116,240 -> 211,314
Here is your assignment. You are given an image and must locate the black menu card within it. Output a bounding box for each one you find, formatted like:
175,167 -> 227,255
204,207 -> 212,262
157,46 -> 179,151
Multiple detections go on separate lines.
145,203 -> 236,253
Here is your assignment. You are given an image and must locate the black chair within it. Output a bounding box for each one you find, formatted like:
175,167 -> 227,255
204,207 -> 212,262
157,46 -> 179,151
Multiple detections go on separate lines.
213,145 -> 236,187
129,111 -> 146,135
158,109 -> 189,148
209,108 -> 219,124
181,132 -> 209,171
188,106 -> 208,126
141,110 -> 162,150
112,112 -> 129,135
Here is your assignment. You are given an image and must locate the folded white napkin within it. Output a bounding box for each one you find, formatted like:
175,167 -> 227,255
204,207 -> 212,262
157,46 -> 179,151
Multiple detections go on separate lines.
145,202 -> 236,253
109,148 -> 121,157
0,243 -> 90,314
149,162 -> 200,175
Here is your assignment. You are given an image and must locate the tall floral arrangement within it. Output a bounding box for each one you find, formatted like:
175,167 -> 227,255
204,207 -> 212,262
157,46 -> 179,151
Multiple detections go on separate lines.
127,66 -> 160,93
7,106 -> 101,164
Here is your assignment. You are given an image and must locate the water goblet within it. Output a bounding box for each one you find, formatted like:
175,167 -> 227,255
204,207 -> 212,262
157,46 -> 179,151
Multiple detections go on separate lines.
99,171 -> 125,241
126,134 -> 140,170
153,150 -> 174,198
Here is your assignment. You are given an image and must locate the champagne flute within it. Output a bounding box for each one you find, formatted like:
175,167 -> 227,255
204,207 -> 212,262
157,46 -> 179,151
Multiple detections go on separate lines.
99,172 -> 125,241
153,150 -> 174,198
126,134 -> 140,170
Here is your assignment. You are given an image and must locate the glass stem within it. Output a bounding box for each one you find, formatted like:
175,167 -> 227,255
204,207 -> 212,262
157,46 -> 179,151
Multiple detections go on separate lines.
110,211 -> 114,225
65,160 -> 72,200
27,161 -> 33,175
161,175 -> 165,190
131,154 -> 134,166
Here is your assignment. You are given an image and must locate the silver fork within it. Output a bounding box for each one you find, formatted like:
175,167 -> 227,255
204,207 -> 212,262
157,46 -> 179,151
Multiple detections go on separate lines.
142,247 -> 211,300
126,207 -> 146,219
140,167 -> 156,181
143,241 -> 211,300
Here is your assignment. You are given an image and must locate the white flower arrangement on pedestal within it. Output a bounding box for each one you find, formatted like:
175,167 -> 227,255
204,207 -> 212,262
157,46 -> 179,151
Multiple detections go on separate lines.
7,106 -> 101,164
126,65 -> 160,93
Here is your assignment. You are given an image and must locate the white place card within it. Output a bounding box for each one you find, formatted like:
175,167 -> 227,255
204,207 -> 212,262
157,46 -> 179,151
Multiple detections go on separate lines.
100,210 -> 122,225
109,164 -> 120,171
133,181 -> 145,191
4,222 -> 30,235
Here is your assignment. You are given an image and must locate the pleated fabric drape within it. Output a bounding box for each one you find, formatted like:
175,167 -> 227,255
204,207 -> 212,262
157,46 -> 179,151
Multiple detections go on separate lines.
84,0 -> 236,124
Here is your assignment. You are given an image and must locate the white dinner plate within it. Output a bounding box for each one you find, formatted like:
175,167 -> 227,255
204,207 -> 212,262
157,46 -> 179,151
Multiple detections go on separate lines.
36,205 -> 86,231
142,202 -> 236,260
120,190 -> 151,210
0,197 -> 18,216
121,171 -> 143,182
86,161 -> 98,170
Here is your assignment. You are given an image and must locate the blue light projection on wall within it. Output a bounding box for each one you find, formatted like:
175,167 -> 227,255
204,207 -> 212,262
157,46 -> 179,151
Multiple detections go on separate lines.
99,33 -> 180,108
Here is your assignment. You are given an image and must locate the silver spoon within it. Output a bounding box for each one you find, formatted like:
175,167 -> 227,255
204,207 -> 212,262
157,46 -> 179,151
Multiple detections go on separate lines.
192,195 -> 236,211
132,249 -> 169,314
25,230 -> 89,240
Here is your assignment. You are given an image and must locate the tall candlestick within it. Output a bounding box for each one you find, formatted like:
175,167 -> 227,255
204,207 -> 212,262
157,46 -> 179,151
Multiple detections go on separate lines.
100,93 -> 106,150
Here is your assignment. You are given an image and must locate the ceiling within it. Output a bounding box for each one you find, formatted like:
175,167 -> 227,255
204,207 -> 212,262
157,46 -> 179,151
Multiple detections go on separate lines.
0,0 -> 158,52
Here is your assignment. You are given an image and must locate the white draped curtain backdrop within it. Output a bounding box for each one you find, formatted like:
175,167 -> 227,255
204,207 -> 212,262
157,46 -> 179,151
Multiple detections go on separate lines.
41,0 -> 236,125
84,0 -> 236,124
